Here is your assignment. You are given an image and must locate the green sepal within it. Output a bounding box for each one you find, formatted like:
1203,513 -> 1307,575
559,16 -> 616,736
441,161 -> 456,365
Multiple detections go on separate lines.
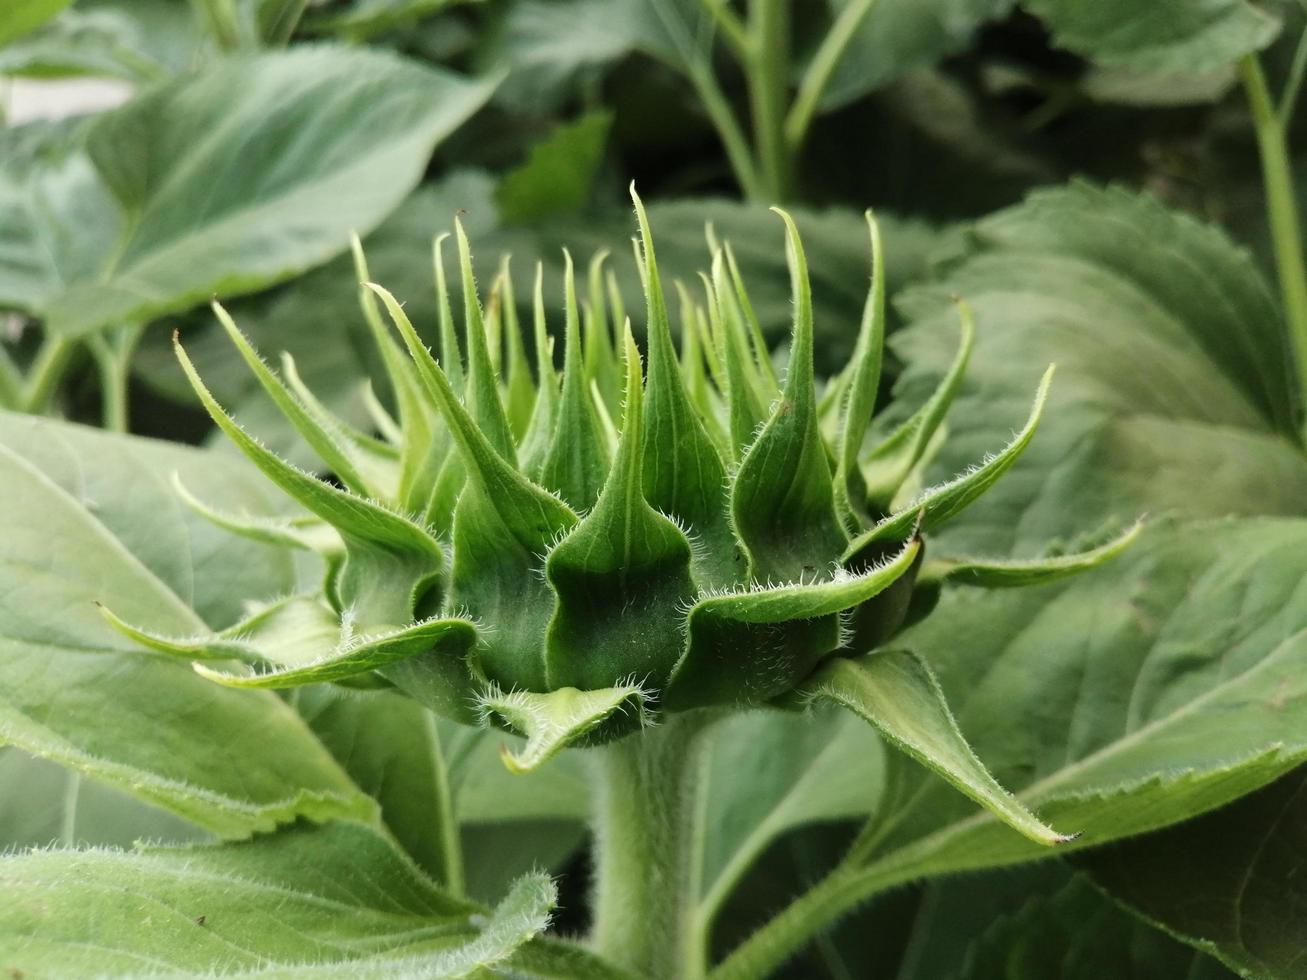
841,533 -> 927,653
543,329 -> 697,691
456,219 -> 517,462
721,239 -> 779,391
923,520 -> 1143,588
280,352 -> 402,497
847,365 -> 1054,553
584,250 -> 622,416
834,211 -> 886,530
368,283 -> 578,553
446,487 -> 560,692
730,209 -> 848,582
518,262 -> 560,479
862,301 -> 976,515
707,269 -> 770,458
664,538 -> 921,710
432,232 -> 466,394
481,683 -> 652,773
193,616 -> 478,690
99,594 -> 340,667
799,649 -> 1073,846
172,473 -> 343,556
174,333 -> 445,630
539,250 -> 610,511
352,235 -> 449,516
211,303 -> 374,496
631,187 -> 737,589
499,255 -> 537,441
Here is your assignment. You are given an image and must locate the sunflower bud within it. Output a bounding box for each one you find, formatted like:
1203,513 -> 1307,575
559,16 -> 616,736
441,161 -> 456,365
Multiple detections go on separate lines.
105,187 -> 1136,772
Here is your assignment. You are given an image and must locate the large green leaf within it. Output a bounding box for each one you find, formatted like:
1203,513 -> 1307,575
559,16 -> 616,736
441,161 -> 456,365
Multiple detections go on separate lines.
0,118 -> 120,319
0,411 -> 373,836
0,820 -> 558,977
695,707 -> 885,920
1083,766 -> 1307,980
892,182 -> 1307,559
849,518 -> 1307,882
0,0 -> 75,45
1026,0 -> 1281,74
496,110 -> 613,223
822,0 -> 1015,110
0,747 -> 203,850
0,0 -> 202,82
933,871 -> 1235,980
31,46 -> 492,338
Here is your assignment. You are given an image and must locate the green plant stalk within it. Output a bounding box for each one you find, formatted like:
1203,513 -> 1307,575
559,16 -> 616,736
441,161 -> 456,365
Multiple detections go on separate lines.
746,0 -> 791,201
1241,54 -> 1307,434
591,713 -> 714,980
20,336 -> 76,415
88,324 -> 144,434
785,0 -> 880,154
424,710 -> 465,896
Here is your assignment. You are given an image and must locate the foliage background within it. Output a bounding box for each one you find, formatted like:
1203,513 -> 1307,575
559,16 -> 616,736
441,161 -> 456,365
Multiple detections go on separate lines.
2,0 -> 1307,977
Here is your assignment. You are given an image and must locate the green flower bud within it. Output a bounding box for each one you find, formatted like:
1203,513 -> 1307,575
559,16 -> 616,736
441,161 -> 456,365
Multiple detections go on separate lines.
105,187 -> 1138,770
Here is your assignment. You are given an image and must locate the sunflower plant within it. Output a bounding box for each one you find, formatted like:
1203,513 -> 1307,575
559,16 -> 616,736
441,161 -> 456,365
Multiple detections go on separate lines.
38,188 -> 1133,979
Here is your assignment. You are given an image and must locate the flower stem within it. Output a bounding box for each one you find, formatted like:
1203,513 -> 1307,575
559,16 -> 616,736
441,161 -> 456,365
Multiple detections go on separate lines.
1241,54 -> 1307,436
590,713 -> 714,980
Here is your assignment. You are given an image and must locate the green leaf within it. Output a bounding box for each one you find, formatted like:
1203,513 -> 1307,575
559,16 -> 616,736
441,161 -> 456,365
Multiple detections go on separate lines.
42,47 -> 494,338
695,706 -> 887,921
0,748 -> 204,851
305,0 -> 470,40
730,210 -> 847,582
0,1 -> 199,82
0,413 -> 373,837
1026,0 -> 1281,75
665,539 -> 921,709
297,687 -> 463,889
892,183 -> 1307,559
822,0 -> 1015,110
1082,766 -> 1307,980
481,684 -> 651,774
0,118 -> 120,318
0,0 -> 75,45
841,518 -> 1307,887
544,330 -> 697,691
497,110 -> 613,223
0,821 -> 559,977
905,867 -> 1236,980
802,650 -> 1071,846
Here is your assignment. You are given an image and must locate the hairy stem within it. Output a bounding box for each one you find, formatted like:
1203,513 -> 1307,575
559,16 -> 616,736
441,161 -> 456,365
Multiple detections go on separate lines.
708,860 -> 908,980
1241,54 -> 1307,433
591,713 -> 714,979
